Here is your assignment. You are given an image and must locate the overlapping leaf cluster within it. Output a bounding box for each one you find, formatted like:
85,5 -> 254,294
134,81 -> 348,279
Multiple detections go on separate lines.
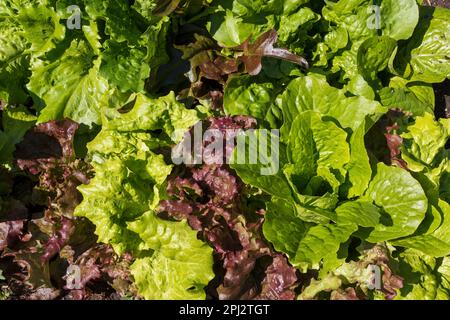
223,0 -> 450,299
1,0 -> 450,300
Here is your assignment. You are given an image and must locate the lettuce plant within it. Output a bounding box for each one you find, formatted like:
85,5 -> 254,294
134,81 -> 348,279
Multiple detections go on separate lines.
1,0 -> 449,300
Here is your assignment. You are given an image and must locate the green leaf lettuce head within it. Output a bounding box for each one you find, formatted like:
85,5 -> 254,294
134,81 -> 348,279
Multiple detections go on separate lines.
229,68 -> 443,299
74,93 -> 214,299
1,0 -> 170,127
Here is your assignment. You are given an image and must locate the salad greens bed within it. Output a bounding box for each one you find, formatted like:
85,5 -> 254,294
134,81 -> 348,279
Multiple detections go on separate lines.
0,0 -> 449,300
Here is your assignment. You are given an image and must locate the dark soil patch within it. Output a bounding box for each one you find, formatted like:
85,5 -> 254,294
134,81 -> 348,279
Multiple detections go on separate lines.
424,0 -> 450,9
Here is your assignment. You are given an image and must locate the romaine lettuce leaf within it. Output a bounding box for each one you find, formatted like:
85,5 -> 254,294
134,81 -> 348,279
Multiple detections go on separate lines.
263,197 -> 357,272
344,120 -> 372,198
278,74 -> 385,139
287,110 -> 350,192
363,163 -> 428,242
395,6 -> 450,83
230,130 -> 293,200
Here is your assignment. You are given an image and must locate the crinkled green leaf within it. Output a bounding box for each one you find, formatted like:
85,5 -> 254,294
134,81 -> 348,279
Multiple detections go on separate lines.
396,249 -> 450,299
74,90 -> 214,299
357,36 -> 397,83
207,9 -> 262,47
401,113 -> 450,170
324,0 -> 418,87
75,145 -> 172,253
85,0 -> 142,43
132,0 -> 158,22
206,0 -> 312,48
0,16 -> 31,104
129,211 -> 214,300
15,2 -> 65,55
278,7 -> 320,43
323,0 -> 418,41
103,92 -> 201,143
99,40 -> 150,93
223,75 -> 278,125
98,16 -> 169,93
27,40 -> 110,126
324,27 -> 349,53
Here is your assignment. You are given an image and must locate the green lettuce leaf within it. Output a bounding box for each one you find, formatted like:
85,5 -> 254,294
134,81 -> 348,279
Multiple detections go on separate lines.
263,197 -> 357,272
129,211 -> 214,300
223,74 -> 280,126
323,0 -> 418,41
357,36 -> 397,85
85,0 -> 143,43
287,110 -> 350,192
0,14 -> 31,104
278,7 -> 320,44
396,6 -> 450,83
344,120 -> 372,198
323,0 -> 418,88
391,198 -> 450,257
207,8 -> 264,47
400,113 -> 449,171
278,74 -> 385,139
74,93 -> 212,299
292,222 -> 357,272
206,0 -> 314,48
299,244 -> 399,300
15,1 -> 65,55
396,249 -> 450,299
230,130 -> 293,200
99,17 -> 170,93
363,163 -> 428,242
75,134 -> 172,252
28,40 -> 111,126
379,77 -> 435,115
99,40 -> 150,93
336,200 -> 380,228
103,92 -> 201,144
